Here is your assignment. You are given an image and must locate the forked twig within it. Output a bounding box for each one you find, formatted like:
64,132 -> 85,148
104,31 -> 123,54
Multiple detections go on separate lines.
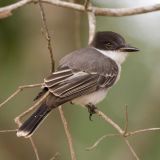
0,1 -> 160,160
86,7 -> 140,158
1,0 -> 160,19
95,109 -> 124,134
0,83 -> 42,110
14,91 -> 50,127
92,109 -> 140,159
84,0 -> 90,10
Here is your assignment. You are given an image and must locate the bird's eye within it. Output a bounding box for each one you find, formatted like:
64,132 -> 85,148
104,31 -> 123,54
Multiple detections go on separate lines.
105,42 -> 112,49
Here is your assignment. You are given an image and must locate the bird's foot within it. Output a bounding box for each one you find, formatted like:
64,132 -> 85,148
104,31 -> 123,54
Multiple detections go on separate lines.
86,103 -> 97,121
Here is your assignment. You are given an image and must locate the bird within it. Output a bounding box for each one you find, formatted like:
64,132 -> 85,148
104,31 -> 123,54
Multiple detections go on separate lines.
16,31 -> 139,138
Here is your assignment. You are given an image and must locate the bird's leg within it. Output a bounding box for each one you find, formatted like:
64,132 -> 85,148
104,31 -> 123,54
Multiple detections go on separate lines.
86,103 -> 97,121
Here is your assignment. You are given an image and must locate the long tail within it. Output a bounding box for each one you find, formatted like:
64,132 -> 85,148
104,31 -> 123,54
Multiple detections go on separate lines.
16,103 -> 52,138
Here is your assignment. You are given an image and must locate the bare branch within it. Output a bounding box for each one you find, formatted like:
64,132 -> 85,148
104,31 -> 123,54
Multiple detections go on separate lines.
95,109 -> 124,134
49,152 -> 60,160
87,2 -> 96,45
84,0 -> 90,10
14,91 -> 49,127
124,139 -> 140,160
1,1 -> 160,160
38,0 -> 55,72
86,133 -> 120,151
37,1 -> 77,159
0,129 -> 17,133
124,105 -> 129,135
126,127 -> 160,136
0,83 -> 42,110
0,0 -> 32,19
42,0 -> 160,16
92,108 -> 140,159
30,137 -> 40,160
58,106 -> 77,160
1,0 -> 160,19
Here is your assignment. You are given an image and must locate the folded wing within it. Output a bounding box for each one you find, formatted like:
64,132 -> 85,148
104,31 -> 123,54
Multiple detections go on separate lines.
44,68 -> 118,100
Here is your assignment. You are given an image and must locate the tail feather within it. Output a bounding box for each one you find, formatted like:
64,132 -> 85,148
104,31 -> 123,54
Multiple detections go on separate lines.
17,103 -> 52,138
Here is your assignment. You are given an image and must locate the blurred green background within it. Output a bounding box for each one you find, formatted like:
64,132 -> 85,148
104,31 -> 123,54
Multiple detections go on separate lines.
0,0 -> 160,159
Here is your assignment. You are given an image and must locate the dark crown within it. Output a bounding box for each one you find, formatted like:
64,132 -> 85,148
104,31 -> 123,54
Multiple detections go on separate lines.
91,31 -> 126,50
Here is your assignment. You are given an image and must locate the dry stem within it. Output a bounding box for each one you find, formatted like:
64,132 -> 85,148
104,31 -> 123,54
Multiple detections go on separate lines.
0,0 -> 160,160
0,129 -> 17,133
87,2 -> 96,45
14,91 -> 50,126
124,139 -> 139,160
84,0 -> 90,10
58,106 -> 77,160
86,133 -> 120,151
1,0 -> 160,19
49,152 -> 60,160
37,1 -> 77,159
0,83 -> 42,110
38,0 -> 55,72
30,137 -> 40,160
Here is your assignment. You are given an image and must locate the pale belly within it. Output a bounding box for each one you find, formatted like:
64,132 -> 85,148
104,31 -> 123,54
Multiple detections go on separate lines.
72,89 -> 108,106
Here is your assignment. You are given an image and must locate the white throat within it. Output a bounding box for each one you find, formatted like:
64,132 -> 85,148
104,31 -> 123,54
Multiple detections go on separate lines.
95,49 -> 128,65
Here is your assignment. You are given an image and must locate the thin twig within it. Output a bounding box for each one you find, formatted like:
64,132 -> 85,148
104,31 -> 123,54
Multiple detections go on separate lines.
14,91 -> 49,127
1,0 -> 160,19
37,0 -> 77,159
87,2 -> 96,45
94,108 -> 140,159
95,109 -> 124,134
0,83 -> 42,110
124,139 -> 140,160
42,0 -> 160,16
126,127 -> 160,136
124,105 -> 129,135
49,152 -> 60,160
0,0 -> 31,19
58,106 -> 77,160
38,0 -> 55,72
0,129 -> 17,133
86,133 -> 120,151
30,137 -> 40,160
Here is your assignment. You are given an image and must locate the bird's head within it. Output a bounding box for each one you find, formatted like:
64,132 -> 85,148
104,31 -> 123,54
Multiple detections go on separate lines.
91,31 -> 139,64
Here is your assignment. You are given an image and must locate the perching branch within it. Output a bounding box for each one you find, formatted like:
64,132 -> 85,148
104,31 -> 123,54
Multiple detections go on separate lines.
1,0 -> 160,19
86,5 -> 139,159
37,1 -> 77,160
1,0 -> 160,160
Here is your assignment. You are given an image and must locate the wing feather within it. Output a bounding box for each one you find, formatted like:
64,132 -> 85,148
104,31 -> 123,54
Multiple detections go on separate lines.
44,68 -> 118,99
